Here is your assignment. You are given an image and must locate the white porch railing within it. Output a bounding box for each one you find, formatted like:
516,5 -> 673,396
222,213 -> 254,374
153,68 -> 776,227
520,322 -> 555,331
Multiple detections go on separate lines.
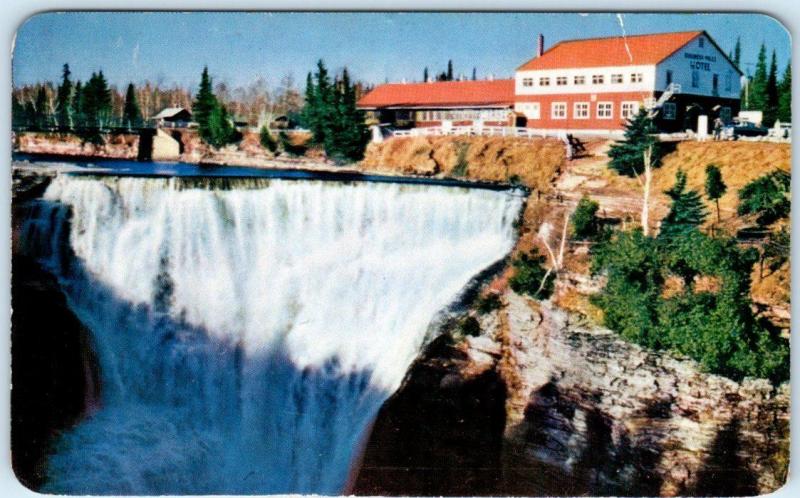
391,125 -> 560,139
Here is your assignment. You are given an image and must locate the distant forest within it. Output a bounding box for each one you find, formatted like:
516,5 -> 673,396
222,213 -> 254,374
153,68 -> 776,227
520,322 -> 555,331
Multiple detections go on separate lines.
12,64 -> 373,130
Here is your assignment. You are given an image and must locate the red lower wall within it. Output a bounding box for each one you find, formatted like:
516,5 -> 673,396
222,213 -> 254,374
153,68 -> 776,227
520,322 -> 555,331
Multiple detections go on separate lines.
515,91 -> 655,130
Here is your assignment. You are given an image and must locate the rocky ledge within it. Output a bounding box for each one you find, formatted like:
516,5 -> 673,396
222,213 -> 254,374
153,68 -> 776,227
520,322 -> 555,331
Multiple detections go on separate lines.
355,290 -> 789,496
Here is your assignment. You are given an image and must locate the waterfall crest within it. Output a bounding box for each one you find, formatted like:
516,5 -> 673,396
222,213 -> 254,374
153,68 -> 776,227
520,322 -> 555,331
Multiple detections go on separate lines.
23,174 -> 523,494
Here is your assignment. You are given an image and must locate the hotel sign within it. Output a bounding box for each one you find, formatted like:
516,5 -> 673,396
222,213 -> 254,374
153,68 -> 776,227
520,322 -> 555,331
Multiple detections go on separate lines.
685,52 -> 717,71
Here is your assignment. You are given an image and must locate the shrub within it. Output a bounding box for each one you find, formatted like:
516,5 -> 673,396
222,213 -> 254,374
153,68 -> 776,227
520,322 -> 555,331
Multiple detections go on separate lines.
451,142 -> 469,177
571,195 -> 600,239
476,293 -> 502,314
737,169 -> 790,226
279,131 -> 307,157
459,316 -> 481,337
509,248 -> 554,300
259,125 -> 278,153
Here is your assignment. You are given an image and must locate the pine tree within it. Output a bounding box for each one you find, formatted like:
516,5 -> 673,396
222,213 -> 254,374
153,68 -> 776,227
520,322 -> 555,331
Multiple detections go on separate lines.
763,50 -> 779,127
193,66 -> 216,135
191,67 -> 238,148
34,86 -> 49,129
747,43 -> 769,112
12,93 -> 27,129
704,164 -> 727,223
472,67 -> 477,81
423,66 -> 429,82
123,83 -> 142,129
733,37 -> 741,69
607,108 -> 661,177
56,63 -> 73,130
72,80 -> 85,129
659,170 -> 707,240
446,60 -> 453,81
777,62 -> 791,123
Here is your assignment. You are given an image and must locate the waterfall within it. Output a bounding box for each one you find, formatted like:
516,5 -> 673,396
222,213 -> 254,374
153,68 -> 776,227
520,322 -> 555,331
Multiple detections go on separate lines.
21,173 -> 523,495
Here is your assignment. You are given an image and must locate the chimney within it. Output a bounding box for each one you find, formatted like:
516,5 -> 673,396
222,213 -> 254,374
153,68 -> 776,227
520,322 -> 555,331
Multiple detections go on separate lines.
537,34 -> 544,57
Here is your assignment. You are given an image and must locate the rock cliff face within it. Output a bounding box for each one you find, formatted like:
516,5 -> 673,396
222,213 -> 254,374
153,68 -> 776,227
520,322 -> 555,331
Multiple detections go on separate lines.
356,290 -> 789,496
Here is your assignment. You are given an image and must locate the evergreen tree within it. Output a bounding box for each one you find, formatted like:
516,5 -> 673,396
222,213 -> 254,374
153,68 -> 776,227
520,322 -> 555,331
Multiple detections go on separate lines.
259,124 -> 278,153
659,170 -> 707,240
301,72 -> 316,129
571,195 -> 601,239
737,169 -> 790,226
72,81 -> 85,129
193,67 -> 216,134
747,43 -> 769,112
607,108 -> 661,177
56,63 -> 73,130
763,50 -> 779,126
704,164 -> 727,223
34,86 -> 49,129
472,67 -> 477,81
423,66 -> 429,82
733,37 -> 741,69
83,71 -> 112,130
192,67 -> 237,148
12,94 -> 27,129
123,83 -> 142,129
446,60 -> 453,81
777,62 -> 791,123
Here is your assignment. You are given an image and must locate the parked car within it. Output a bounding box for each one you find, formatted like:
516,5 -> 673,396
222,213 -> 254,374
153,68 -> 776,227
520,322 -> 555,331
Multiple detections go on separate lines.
722,120 -> 769,139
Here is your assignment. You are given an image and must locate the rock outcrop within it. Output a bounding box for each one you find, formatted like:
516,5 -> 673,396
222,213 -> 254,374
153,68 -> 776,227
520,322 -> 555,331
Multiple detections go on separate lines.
356,290 -> 789,496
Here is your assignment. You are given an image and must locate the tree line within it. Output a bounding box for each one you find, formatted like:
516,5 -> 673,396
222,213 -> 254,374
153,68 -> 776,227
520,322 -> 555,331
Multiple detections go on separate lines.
12,64 -> 306,133
422,60 -> 479,82
730,37 -> 791,126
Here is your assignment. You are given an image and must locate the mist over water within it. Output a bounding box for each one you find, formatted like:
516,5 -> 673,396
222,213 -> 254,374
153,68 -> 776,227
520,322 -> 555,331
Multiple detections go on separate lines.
22,174 -> 523,494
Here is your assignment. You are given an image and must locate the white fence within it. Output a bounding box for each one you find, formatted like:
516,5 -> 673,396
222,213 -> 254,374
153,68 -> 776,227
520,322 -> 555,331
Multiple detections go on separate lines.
391,125 -> 560,139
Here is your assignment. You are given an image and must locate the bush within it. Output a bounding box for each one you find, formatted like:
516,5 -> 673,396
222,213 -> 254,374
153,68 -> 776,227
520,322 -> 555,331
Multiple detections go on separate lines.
476,293 -> 502,314
737,169 -> 790,226
572,195 -> 600,239
451,142 -> 469,177
279,131 -> 307,157
459,316 -> 481,337
509,249 -> 554,300
591,226 -> 789,384
259,125 -> 278,153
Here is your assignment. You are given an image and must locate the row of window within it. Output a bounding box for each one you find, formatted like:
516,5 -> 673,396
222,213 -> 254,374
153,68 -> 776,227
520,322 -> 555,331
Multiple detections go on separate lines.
519,101 -> 644,120
521,72 -> 644,88
403,109 -> 510,122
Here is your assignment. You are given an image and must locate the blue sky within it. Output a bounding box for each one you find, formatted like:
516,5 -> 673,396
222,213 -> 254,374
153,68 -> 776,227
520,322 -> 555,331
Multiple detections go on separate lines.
13,12 -> 791,90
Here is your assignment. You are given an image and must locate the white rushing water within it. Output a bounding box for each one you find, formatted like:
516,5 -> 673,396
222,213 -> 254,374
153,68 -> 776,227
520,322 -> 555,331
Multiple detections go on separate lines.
23,174 -> 523,494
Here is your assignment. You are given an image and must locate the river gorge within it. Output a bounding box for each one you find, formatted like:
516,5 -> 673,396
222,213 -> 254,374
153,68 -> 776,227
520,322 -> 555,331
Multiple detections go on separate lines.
11,159 -> 789,496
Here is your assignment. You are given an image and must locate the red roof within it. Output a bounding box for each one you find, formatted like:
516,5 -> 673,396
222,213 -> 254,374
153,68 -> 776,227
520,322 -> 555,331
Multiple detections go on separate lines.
357,79 -> 515,109
518,31 -> 703,71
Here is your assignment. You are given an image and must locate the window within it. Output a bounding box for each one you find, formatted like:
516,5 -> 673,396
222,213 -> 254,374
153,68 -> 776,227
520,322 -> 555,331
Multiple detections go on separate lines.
666,70 -> 673,86
574,102 -> 590,119
539,77 -> 551,86
592,74 -> 604,84
597,102 -> 613,119
691,70 -> 700,88
725,72 -> 733,92
519,102 -> 540,119
611,74 -> 623,84
662,102 -> 677,120
574,75 -> 585,85
631,73 -> 643,83
522,77 -> 534,87
556,76 -> 568,86
712,74 -> 719,95
699,37 -> 705,48
551,102 -> 567,119
621,101 -> 639,120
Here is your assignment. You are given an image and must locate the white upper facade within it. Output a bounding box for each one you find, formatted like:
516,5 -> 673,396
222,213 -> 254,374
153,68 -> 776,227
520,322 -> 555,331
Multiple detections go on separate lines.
514,32 -> 741,100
